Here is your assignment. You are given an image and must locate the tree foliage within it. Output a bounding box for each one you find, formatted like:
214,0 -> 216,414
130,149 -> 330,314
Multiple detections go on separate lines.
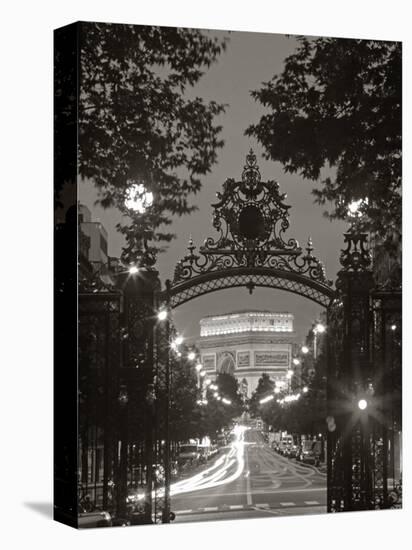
78,22 -> 227,261
215,373 -> 244,410
248,373 -> 274,419
249,358 -> 327,436
170,356 -> 203,441
246,37 -> 401,248
201,373 -> 244,437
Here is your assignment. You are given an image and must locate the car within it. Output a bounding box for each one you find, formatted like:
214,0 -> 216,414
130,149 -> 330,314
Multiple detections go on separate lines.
217,434 -> 228,447
299,441 -> 320,466
299,449 -> 319,466
271,441 -> 280,453
178,443 -> 201,465
286,444 -> 299,459
208,444 -> 219,458
78,510 -> 112,529
277,440 -> 292,455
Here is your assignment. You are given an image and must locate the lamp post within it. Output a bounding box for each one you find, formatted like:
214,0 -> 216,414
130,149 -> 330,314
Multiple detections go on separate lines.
195,363 -> 203,388
117,386 -> 129,518
120,181 -> 172,523
161,299 -> 171,524
313,321 -> 326,360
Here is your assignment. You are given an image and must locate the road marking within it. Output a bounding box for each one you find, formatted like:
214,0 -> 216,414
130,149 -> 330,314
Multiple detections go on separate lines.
175,509 -> 192,514
255,503 -> 270,509
254,487 -> 326,495
229,504 -> 244,510
244,444 -> 253,506
304,501 -> 320,505
280,502 -> 296,506
203,506 -> 218,512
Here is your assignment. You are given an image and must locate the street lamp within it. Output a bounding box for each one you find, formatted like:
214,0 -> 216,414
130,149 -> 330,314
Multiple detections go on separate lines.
302,386 -> 309,393
174,335 -> 184,346
314,322 -> 326,334
293,358 -> 300,366
358,399 -> 368,411
188,351 -> 196,361
157,309 -> 168,321
129,265 -> 139,275
347,197 -> 368,219
194,363 -> 203,389
313,321 -> 326,359
125,182 -> 154,214
301,345 -> 309,354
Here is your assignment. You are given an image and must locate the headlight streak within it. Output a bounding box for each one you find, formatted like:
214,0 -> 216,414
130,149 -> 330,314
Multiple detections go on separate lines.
158,425 -> 248,498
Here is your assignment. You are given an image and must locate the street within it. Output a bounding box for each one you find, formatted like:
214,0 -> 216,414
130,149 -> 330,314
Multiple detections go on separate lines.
171,427 -> 326,523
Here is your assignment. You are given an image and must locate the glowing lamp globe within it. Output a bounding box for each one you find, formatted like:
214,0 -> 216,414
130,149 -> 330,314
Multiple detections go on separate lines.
125,183 -> 154,214
157,310 -> 168,321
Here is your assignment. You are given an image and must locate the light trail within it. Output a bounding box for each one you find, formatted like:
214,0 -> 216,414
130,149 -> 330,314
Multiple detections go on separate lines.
168,425 -> 247,497
140,425 -> 248,501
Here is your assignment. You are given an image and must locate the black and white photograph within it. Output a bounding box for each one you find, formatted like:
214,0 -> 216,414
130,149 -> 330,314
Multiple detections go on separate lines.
4,3 -> 410,548
53,20 -> 402,530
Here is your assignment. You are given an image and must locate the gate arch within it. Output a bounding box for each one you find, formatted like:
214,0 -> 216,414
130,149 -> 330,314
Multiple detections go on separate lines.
167,266 -> 334,309
163,150 -> 335,308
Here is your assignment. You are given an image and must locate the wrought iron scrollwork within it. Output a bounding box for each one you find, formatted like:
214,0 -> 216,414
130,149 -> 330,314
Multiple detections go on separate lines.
338,231 -> 372,273
172,150 -> 331,290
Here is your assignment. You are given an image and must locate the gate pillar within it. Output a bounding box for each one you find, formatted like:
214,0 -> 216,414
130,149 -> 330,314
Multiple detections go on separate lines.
327,231 -> 374,512
119,268 -> 161,522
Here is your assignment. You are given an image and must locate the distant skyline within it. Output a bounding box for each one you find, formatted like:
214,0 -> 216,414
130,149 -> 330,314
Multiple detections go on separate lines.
80,28 -> 348,342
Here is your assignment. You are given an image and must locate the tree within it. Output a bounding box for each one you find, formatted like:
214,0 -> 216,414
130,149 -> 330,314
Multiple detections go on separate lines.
246,37 -> 401,252
248,373 -> 274,419
215,373 -> 243,412
280,349 -> 327,437
170,356 -> 203,442
200,374 -> 243,437
77,23 -> 227,261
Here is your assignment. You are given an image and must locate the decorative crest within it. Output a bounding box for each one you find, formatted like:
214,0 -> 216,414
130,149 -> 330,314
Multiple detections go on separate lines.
173,151 -> 331,288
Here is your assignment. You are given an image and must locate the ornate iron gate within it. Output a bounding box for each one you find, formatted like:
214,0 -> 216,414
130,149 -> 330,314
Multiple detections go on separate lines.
163,150 -> 335,308
78,288 -> 122,511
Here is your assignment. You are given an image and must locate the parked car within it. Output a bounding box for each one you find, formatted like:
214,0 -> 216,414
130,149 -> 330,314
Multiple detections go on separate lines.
217,434 -> 228,447
178,443 -> 201,465
271,441 -> 280,453
298,440 -> 320,466
78,510 -> 112,529
208,444 -> 219,458
278,440 -> 292,455
277,434 -> 294,455
285,444 -> 299,459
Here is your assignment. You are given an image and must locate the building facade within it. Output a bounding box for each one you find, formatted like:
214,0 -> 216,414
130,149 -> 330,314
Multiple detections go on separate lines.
198,311 -> 295,397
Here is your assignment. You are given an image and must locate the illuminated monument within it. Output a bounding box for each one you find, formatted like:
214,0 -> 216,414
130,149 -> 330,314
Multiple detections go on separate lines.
198,310 -> 295,397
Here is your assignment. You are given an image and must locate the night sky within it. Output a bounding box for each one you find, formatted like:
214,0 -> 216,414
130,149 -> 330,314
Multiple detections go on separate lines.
80,29 -> 348,344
